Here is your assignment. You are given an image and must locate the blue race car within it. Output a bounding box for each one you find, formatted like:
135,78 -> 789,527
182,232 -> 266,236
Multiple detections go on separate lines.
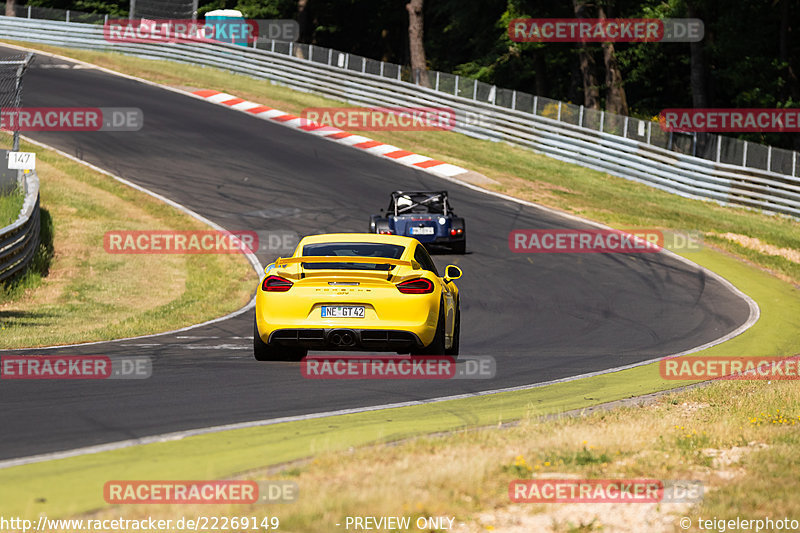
369,191 -> 466,254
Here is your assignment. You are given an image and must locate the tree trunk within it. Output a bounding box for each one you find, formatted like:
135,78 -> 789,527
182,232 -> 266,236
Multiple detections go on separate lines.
598,4 -> 628,115
297,0 -> 311,44
406,0 -> 429,87
778,0 -> 800,149
686,0 -> 709,108
573,0 -> 600,109
534,52 -> 549,97
5,0 -> 16,17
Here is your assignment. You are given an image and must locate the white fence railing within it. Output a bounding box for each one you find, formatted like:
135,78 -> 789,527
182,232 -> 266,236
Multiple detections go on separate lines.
0,16 -> 798,217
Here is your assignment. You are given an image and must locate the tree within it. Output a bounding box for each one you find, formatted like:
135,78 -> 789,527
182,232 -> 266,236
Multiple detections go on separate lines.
5,0 -> 16,16
598,2 -> 628,115
686,0 -> 709,109
297,0 -> 311,43
573,0 -> 600,109
406,0 -> 429,87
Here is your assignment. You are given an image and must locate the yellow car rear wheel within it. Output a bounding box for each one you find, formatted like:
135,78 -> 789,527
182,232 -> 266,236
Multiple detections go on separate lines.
412,300 -> 446,356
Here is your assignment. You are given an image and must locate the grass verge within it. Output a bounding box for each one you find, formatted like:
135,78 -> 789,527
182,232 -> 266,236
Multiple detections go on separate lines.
0,134 -> 255,348
0,183 -> 24,226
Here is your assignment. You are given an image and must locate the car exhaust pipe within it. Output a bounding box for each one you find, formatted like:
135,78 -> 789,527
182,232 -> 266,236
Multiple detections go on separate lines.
329,330 -> 356,347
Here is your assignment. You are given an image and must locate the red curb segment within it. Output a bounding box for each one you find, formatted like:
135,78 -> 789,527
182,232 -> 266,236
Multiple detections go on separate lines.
189,89 -> 468,179
384,150 -> 414,159
246,106 -> 273,114
353,140 -> 384,149
414,159 -> 446,168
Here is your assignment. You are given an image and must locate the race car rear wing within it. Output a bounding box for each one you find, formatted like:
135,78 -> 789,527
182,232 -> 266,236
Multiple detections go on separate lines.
272,256 -> 422,282
275,256 -> 420,269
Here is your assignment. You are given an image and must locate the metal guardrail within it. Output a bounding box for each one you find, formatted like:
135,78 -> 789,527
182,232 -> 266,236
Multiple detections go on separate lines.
0,16 -> 798,217
1,8 -> 796,177
0,165 -> 40,282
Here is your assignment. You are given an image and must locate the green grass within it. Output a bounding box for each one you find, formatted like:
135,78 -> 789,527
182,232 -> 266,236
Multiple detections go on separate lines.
0,184 -> 24,226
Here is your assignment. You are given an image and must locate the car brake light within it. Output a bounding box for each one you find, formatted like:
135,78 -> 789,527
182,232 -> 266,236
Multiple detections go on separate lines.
379,230 -> 394,235
397,278 -> 434,294
450,228 -> 463,236
262,275 -> 293,292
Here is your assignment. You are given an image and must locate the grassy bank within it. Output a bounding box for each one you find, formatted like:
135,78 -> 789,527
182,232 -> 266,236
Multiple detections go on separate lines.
0,135 -> 255,348
0,183 -> 23,226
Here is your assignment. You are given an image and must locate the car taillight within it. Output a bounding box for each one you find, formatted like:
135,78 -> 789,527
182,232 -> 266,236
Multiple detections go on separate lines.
262,275 -> 293,292
379,230 -> 394,235
397,278 -> 434,294
450,228 -> 463,236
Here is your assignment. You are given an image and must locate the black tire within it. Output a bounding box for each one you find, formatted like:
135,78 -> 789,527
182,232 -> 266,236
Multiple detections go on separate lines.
370,216 -> 390,234
413,300 -> 446,356
253,317 -> 307,361
451,240 -> 466,254
445,305 -> 460,356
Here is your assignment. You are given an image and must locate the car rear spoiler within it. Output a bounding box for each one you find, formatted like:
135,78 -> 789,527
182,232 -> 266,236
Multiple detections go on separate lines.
275,256 -> 421,270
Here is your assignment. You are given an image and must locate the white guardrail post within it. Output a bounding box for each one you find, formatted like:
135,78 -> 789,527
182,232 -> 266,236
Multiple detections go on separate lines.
0,16 -> 797,217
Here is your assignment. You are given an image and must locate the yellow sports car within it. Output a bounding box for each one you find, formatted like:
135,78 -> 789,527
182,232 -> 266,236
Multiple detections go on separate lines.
254,233 -> 462,361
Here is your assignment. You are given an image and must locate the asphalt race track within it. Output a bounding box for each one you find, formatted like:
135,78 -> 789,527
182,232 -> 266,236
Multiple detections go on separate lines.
0,47 -> 753,461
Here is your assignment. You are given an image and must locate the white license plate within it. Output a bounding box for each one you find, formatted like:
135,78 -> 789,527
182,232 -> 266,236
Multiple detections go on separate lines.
411,226 -> 435,235
321,306 -> 365,318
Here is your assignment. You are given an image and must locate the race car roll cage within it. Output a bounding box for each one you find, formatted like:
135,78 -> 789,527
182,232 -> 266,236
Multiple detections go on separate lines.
387,191 -> 454,216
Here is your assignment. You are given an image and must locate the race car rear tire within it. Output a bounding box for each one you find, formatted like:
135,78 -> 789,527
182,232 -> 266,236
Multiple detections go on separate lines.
370,216 -> 390,234
254,317 -> 307,361
451,240 -> 466,254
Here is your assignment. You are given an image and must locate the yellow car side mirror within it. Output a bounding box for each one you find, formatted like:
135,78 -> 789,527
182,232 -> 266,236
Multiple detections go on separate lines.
444,265 -> 462,282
